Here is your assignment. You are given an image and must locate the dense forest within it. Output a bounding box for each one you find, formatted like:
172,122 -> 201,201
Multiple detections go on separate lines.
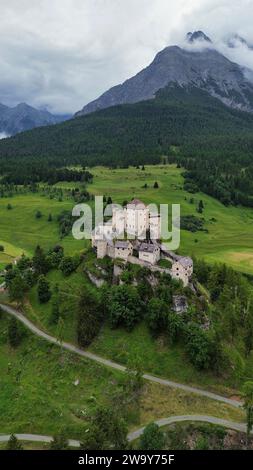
1,84 -> 253,204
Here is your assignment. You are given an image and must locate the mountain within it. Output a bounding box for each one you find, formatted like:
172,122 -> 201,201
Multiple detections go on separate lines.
1,83 -> 253,206
1,83 -> 253,167
186,31 -> 212,44
76,31 -> 253,116
0,102 -> 70,136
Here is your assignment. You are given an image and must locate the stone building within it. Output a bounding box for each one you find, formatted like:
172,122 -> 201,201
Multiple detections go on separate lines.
171,257 -> 193,286
139,242 -> 160,265
114,241 -> 133,260
91,198 -> 193,286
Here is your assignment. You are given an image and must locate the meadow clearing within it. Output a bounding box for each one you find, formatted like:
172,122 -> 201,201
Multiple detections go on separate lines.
0,164 -> 253,274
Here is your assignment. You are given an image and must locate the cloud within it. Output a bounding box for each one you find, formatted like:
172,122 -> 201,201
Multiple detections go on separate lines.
0,132 -> 10,139
0,0 -> 253,113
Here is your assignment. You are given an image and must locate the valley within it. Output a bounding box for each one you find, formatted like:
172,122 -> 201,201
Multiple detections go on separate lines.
1,17 -> 253,454
1,165 -> 253,274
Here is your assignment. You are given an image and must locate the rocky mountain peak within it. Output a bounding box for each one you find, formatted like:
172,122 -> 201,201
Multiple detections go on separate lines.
75,30 -> 253,117
186,31 -> 212,44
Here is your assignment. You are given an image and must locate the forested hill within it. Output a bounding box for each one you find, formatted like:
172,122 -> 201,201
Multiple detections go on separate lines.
1,84 -> 253,205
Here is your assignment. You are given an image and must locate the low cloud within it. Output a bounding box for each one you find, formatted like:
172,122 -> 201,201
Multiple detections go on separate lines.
0,132 -> 9,139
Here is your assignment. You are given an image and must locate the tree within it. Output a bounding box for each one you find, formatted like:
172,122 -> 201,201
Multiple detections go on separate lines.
153,181 -> 159,188
7,203 -> 12,210
47,246 -> 64,269
185,324 -> 213,370
108,285 -> 142,330
16,254 -> 31,272
243,381 -> 253,443
140,423 -> 165,450
6,434 -> 23,450
9,274 -> 27,302
50,434 -> 68,450
33,245 -> 50,275
146,298 -> 168,336
37,275 -> 51,303
77,288 -> 101,347
35,210 -> 42,219
81,423 -> 105,450
48,213 -> 53,222
167,311 -> 183,344
8,318 -> 23,348
23,269 -> 36,288
81,406 -> 128,450
59,256 -> 77,276
198,200 -> 204,213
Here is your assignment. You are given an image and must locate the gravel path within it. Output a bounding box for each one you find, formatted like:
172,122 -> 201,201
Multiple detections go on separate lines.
0,303 -> 242,409
0,414 -> 249,447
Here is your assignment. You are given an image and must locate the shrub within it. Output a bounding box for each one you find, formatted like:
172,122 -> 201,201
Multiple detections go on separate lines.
140,423 -> 165,450
59,256 -> 79,276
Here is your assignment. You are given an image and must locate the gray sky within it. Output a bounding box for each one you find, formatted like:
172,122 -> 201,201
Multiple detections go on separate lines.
1,0 -> 253,114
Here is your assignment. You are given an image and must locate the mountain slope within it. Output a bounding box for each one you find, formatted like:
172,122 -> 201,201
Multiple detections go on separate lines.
1,84 -> 253,206
1,84 -> 253,167
76,32 -> 253,116
0,102 -> 70,136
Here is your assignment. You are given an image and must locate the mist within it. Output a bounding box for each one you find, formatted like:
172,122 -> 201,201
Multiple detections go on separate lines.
0,132 -> 10,139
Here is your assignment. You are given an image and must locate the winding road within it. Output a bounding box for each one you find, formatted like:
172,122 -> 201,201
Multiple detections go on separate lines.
0,303 -> 242,409
0,415 -> 250,447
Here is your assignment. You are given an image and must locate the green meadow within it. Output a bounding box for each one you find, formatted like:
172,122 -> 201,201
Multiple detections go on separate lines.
0,164 -> 253,274
0,193 -> 87,261
0,316 -> 244,438
86,165 -> 253,275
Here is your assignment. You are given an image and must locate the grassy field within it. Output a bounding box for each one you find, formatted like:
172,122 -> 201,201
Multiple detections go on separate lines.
0,193 -> 87,259
25,265 -> 91,343
0,165 -> 253,273
86,165 -> 253,275
0,316 -> 244,440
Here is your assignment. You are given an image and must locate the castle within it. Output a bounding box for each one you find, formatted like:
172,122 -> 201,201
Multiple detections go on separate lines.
91,198 -> 193,287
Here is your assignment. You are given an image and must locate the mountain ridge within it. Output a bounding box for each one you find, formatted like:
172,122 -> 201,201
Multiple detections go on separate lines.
0,102 -> 70,136
76,31 -> 253,116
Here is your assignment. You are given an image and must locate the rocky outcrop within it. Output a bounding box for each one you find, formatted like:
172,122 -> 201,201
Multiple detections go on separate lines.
76,31 -> 253,116
173,295 -> 188,314
86,271 -> 105,288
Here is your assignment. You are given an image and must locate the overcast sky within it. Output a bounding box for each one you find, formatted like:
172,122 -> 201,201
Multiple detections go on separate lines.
1,0 -> 253,114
